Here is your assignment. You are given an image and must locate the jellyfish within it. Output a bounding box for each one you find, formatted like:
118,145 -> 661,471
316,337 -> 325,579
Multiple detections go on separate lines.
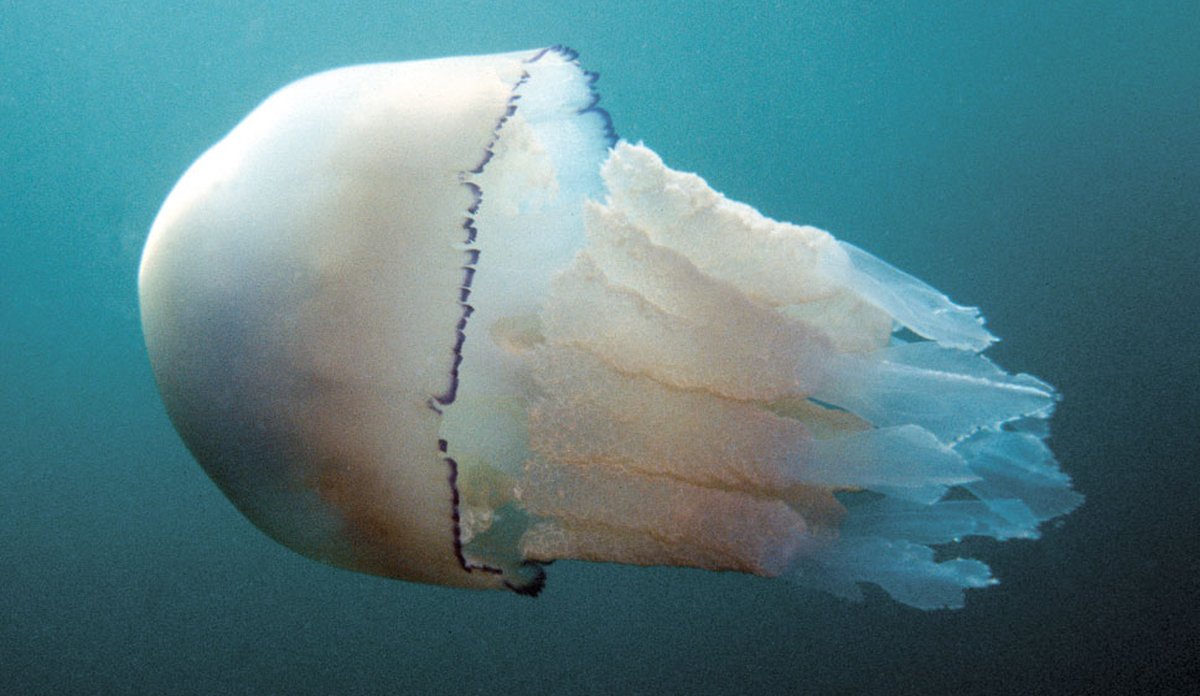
138,47 -> 1080,609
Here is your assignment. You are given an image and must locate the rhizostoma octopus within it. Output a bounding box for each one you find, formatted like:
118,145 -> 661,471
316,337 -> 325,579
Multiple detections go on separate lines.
139,47 -> 1080,609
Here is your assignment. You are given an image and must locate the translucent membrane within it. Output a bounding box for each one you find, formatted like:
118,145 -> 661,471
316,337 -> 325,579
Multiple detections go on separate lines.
450,135 -> 1080,608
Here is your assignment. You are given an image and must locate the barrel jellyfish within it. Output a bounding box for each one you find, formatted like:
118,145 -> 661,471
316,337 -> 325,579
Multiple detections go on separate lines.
138,46 -> 1080,609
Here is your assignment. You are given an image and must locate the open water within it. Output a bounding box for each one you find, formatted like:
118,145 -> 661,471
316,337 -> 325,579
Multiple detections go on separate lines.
2,2 -> 1197,694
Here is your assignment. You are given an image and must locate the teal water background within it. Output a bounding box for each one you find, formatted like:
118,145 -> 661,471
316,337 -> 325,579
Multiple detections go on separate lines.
2,2 -> 1197,694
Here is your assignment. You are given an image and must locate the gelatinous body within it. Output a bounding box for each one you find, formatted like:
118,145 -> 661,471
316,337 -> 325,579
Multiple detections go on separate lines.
139,47 -> 1080,608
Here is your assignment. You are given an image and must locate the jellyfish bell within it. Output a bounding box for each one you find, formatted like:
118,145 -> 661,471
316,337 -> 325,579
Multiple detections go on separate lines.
139,46 -> 1080,608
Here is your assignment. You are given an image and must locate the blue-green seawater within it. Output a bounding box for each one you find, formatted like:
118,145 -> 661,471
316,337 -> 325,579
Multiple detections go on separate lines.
2,2 -> 1197,694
